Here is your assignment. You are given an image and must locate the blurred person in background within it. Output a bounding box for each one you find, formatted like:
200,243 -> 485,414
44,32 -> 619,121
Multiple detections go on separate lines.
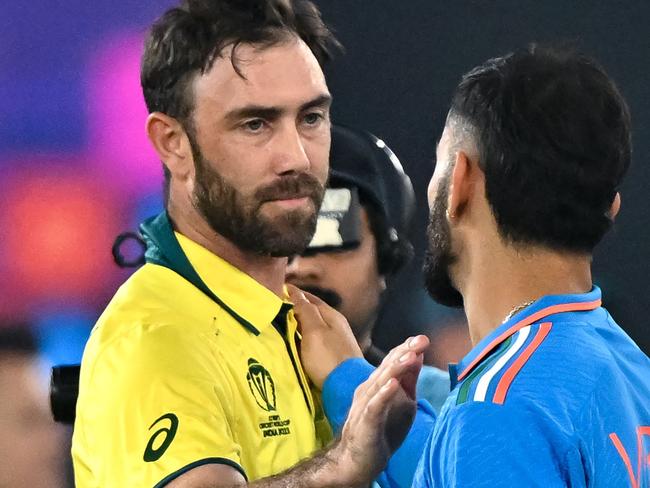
286,124 -> 450,414
0,323 -> 67,488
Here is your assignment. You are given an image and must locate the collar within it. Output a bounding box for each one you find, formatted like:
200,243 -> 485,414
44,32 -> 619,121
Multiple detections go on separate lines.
452,286 -> 602,385
140,211 -> 290,336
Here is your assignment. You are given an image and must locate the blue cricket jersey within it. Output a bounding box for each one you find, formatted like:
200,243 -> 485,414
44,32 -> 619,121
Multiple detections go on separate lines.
322,287 -> 650,487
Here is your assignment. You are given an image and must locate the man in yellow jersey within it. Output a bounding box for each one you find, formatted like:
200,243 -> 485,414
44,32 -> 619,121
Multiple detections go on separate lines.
72,0 -> 353,485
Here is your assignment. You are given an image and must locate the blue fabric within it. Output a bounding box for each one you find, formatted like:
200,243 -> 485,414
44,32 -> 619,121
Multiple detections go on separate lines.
322,358 -> 374,432
414,286 -> 650,487
322,360 -> 438,488
415,366 -> 450,414
323,287 -> 650,487
321,360 -> 448,431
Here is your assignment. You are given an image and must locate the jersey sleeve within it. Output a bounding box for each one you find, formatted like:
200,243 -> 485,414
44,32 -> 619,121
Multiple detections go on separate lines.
322,358 -> 375,431
322,358 -> 438,488
76,322 -> 245,488
413,401 -> 585,488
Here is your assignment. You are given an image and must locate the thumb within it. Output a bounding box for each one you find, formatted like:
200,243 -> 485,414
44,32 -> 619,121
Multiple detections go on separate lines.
287,284 -> 326,333
300,289 -> 345,331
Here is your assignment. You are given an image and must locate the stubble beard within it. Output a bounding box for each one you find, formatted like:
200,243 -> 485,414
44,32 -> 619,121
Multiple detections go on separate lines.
191,148 -> 325,258
422,173 -> 464,308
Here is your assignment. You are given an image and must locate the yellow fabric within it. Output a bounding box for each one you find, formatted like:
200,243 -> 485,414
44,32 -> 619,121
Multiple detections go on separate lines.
72,232 -> 331,488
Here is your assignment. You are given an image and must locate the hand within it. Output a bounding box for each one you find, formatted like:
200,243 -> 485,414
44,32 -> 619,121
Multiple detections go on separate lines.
332,335 -> 430,483
288,284 -> 363,389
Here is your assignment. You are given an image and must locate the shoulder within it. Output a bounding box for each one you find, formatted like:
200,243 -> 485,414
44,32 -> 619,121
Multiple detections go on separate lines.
88,263 -> 213,350
452,320 -> 612,415
81,263 -> 225,385
425,399 -> 584,487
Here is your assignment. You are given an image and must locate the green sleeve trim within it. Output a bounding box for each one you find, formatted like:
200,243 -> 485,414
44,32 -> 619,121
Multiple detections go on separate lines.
456,335 -> 514,405
153,457 -> 248,487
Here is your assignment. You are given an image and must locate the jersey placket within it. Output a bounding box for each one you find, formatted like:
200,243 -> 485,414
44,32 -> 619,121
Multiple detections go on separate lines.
271,303 -> 315,416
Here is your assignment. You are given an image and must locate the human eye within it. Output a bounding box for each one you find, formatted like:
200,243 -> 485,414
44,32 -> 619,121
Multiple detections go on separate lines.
302,111 -> 326,127
242,119 -> 267,133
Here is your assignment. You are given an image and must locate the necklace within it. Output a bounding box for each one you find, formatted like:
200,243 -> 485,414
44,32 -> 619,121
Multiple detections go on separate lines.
502,300 -> 535,323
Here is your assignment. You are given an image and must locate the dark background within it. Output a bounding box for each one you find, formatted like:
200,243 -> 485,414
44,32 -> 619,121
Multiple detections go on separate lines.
0,1 -> 647,367
1,4 -> 646,487
314,0 -> 650,354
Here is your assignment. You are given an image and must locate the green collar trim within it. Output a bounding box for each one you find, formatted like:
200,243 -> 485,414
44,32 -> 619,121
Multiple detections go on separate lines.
139,212 -> 260,336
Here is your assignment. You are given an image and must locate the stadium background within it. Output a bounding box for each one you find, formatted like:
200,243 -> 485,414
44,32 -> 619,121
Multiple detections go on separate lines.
1,0 -> 648,375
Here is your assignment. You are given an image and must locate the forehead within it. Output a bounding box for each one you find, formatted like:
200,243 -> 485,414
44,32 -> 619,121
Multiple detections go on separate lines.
192,37 -> 328,115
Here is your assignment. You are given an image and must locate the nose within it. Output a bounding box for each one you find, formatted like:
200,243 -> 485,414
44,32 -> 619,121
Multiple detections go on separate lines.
285,254 -> 322,283
273,123 -> 310,175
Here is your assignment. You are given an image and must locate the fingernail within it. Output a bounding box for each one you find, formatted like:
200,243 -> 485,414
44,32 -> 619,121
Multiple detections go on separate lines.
399,352 -> 411,362
408,336 -> 417,347
381,378 -> 393,391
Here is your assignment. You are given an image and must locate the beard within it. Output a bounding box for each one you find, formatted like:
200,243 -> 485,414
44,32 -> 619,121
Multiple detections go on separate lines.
190,143 -> 325,258
422,173 -> 464,308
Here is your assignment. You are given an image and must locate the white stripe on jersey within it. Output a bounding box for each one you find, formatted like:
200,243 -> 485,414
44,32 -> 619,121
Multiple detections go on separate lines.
473,326 -> 531,402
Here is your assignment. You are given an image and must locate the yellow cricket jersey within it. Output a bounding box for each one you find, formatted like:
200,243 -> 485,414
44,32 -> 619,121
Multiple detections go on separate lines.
72,212 -> 332,487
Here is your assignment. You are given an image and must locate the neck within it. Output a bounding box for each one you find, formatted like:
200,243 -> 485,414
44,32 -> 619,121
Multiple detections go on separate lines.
168,201 -> 288,298
357,331 -> 373,354
456,240 -> 593,345
354,313 -> 379,355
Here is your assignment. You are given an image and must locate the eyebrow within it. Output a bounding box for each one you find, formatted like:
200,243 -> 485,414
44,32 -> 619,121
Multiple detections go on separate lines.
299,94 -> 332,113
224,93 -> 332,124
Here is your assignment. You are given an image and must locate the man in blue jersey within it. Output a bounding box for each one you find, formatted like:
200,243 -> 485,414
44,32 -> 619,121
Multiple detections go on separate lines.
285,44 -> 650,488
286,125 -> 450,414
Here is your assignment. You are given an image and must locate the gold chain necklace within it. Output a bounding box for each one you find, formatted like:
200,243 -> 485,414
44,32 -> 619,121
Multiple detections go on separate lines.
502,300 -> 535,323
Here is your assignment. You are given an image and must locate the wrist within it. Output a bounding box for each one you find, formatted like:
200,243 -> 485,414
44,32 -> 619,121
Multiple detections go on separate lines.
324,440 -> 369,488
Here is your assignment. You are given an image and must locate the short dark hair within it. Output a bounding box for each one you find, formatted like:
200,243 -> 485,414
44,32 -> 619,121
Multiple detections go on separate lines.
449,44 -> 631,253
141,0 -> 340,201
142,0 -> 338,118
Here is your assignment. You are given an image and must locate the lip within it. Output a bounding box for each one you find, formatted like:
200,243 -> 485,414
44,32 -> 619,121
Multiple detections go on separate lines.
265,196 -> 311,209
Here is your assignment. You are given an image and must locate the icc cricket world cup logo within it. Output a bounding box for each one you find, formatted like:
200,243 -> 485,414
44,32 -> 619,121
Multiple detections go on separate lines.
247,358 -> 277,412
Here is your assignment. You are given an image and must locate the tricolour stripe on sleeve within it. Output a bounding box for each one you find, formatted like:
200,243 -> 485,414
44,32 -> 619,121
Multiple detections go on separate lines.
456,336 -> 514,405
473,326 -> 531,402
492,322 -> 552,405
458,299 -> 599,381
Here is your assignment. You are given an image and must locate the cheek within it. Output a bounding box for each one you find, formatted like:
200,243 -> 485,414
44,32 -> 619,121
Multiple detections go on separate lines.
207,137 -> 270,181
305,136 -> 330,182
427,177 -> 436,208
342,253 -> 382,299
427,170 -> 446,209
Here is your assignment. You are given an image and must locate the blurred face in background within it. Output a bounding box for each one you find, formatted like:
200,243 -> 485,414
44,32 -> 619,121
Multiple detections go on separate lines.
0,354 -> 66,488
285,207 -> 385,345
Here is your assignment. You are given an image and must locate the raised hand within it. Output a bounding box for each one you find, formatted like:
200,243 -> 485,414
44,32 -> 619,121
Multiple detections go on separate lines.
331,335 -> 429,481
288,284 -> 363,388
